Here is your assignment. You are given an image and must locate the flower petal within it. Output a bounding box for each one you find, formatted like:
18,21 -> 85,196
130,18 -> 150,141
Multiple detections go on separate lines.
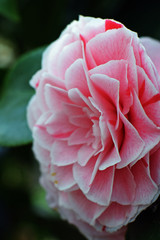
111,167 -> 136,204
129,90 -> 160,158
44,84 -> 70,111
150,148 -> 160,185
131,160 -> 158,205
51,140 -> 79,166
69,190 -> 106,224
140,37 -> 160,75
87,28 -> 132,66
86,166 -> 115,206
57,40 -> 83,79
73,156 -> 98,194
50,164 -> 76,191
98,203 -> 137,229
117,111 -> 145,168
65,58 -> 90,96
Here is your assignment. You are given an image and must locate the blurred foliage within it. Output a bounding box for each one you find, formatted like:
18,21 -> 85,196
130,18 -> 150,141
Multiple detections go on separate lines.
1,0 -> 160,239
0,47 -> 45,146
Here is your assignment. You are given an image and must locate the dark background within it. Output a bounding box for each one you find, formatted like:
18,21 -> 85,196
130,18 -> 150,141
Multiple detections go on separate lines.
1,0 -> 160,239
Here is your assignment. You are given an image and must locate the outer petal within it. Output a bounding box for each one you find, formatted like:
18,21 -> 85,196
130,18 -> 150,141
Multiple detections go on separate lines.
42,33 -> 75,76
131,160 -> 158,205
111,167 -> 136,204
68,190 -> 106,224
86,28 -> 132,66
129,90 -> 160,158
50,164 -> 76,191
140,37 -> 160,75
98,203 -> 137,230
150,148 -> 160,185
27,96 -> 41,129
57,40 -> 83,79
86,166 -> 115,206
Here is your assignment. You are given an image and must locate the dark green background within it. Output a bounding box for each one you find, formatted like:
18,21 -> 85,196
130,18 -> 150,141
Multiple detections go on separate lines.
1,0 -> 160,239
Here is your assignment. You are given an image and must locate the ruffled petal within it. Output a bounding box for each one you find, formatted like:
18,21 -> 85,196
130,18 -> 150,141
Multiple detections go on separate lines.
86,166 -> 115,206
65,58 -> 90,96
68,190 -> 106,224
51,140 -> 79,166
73,156 -> 98,194
50,164 -> 76,191
86,28 -> 132,66
131,160 -> 158,205
129,90 -> 160,158
98,202 -> 137,229
150,148 -> 160,185
140,37 -> 160,75
44,84 -> 70,111
111,167 -> 136,204
117,111 -> 145,168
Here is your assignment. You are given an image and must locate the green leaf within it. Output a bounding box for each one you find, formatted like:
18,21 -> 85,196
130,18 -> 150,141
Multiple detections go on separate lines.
0,46 -> 46,146
0,0 -> 20,22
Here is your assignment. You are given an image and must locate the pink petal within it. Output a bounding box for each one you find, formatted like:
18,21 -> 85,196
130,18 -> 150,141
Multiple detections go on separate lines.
57,40 -> 83,79
63,102 -> 83,116
99,147 -> 121,170
80,16 -> 105,42
78,145 -> 96,166
43,33 -> 75,76
98,203 -> 137,229
69,114 -> 91,128
131,160 -> 158,204
44,84 -> 70,111
51,140 -> 79,166
68,128 -> 91,145
46,112 -> 76,137
40,175 -> 59,208
69,190 -> 106,224
27,96 -> 41,129
73,156 -> 98,194
89,60 -> 133,114
90,74 -> 119,126
34,71 -> 66,111
33,112 -> 53,150
90,74 -> 119,106
129,90 -> 160,158
65,59 -> 90,96
140,37 -> 160,75
68,88 -> 99,116
117,111 -> 145,168
139,44 -> 160,91
98,115 -> 113,156
33,141 -> 51,167
81,34 -> 97,70
86,166 -> 115,206
68,88 -> 88,106
111,167 -> 136,204
86,28 -> 132,66
137,66 -> 159,105
51,164 -> 76,191
150,148 -> 160,185
105,19 -> 123,31
106,121 -> 122,166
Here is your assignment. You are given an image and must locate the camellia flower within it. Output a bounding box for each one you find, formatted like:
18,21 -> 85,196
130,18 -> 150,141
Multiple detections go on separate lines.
27,16 -> 160,240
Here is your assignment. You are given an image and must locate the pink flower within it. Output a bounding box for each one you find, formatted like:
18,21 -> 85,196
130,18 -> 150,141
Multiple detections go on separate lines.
27,16 -> 160,240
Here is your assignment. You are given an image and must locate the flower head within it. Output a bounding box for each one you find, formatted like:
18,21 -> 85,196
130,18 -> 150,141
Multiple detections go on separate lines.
27,16 -> 160,239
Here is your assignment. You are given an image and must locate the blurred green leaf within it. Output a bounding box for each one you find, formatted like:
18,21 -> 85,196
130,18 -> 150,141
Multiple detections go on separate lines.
0,46 -> 45,146
0,0 -> 20,22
